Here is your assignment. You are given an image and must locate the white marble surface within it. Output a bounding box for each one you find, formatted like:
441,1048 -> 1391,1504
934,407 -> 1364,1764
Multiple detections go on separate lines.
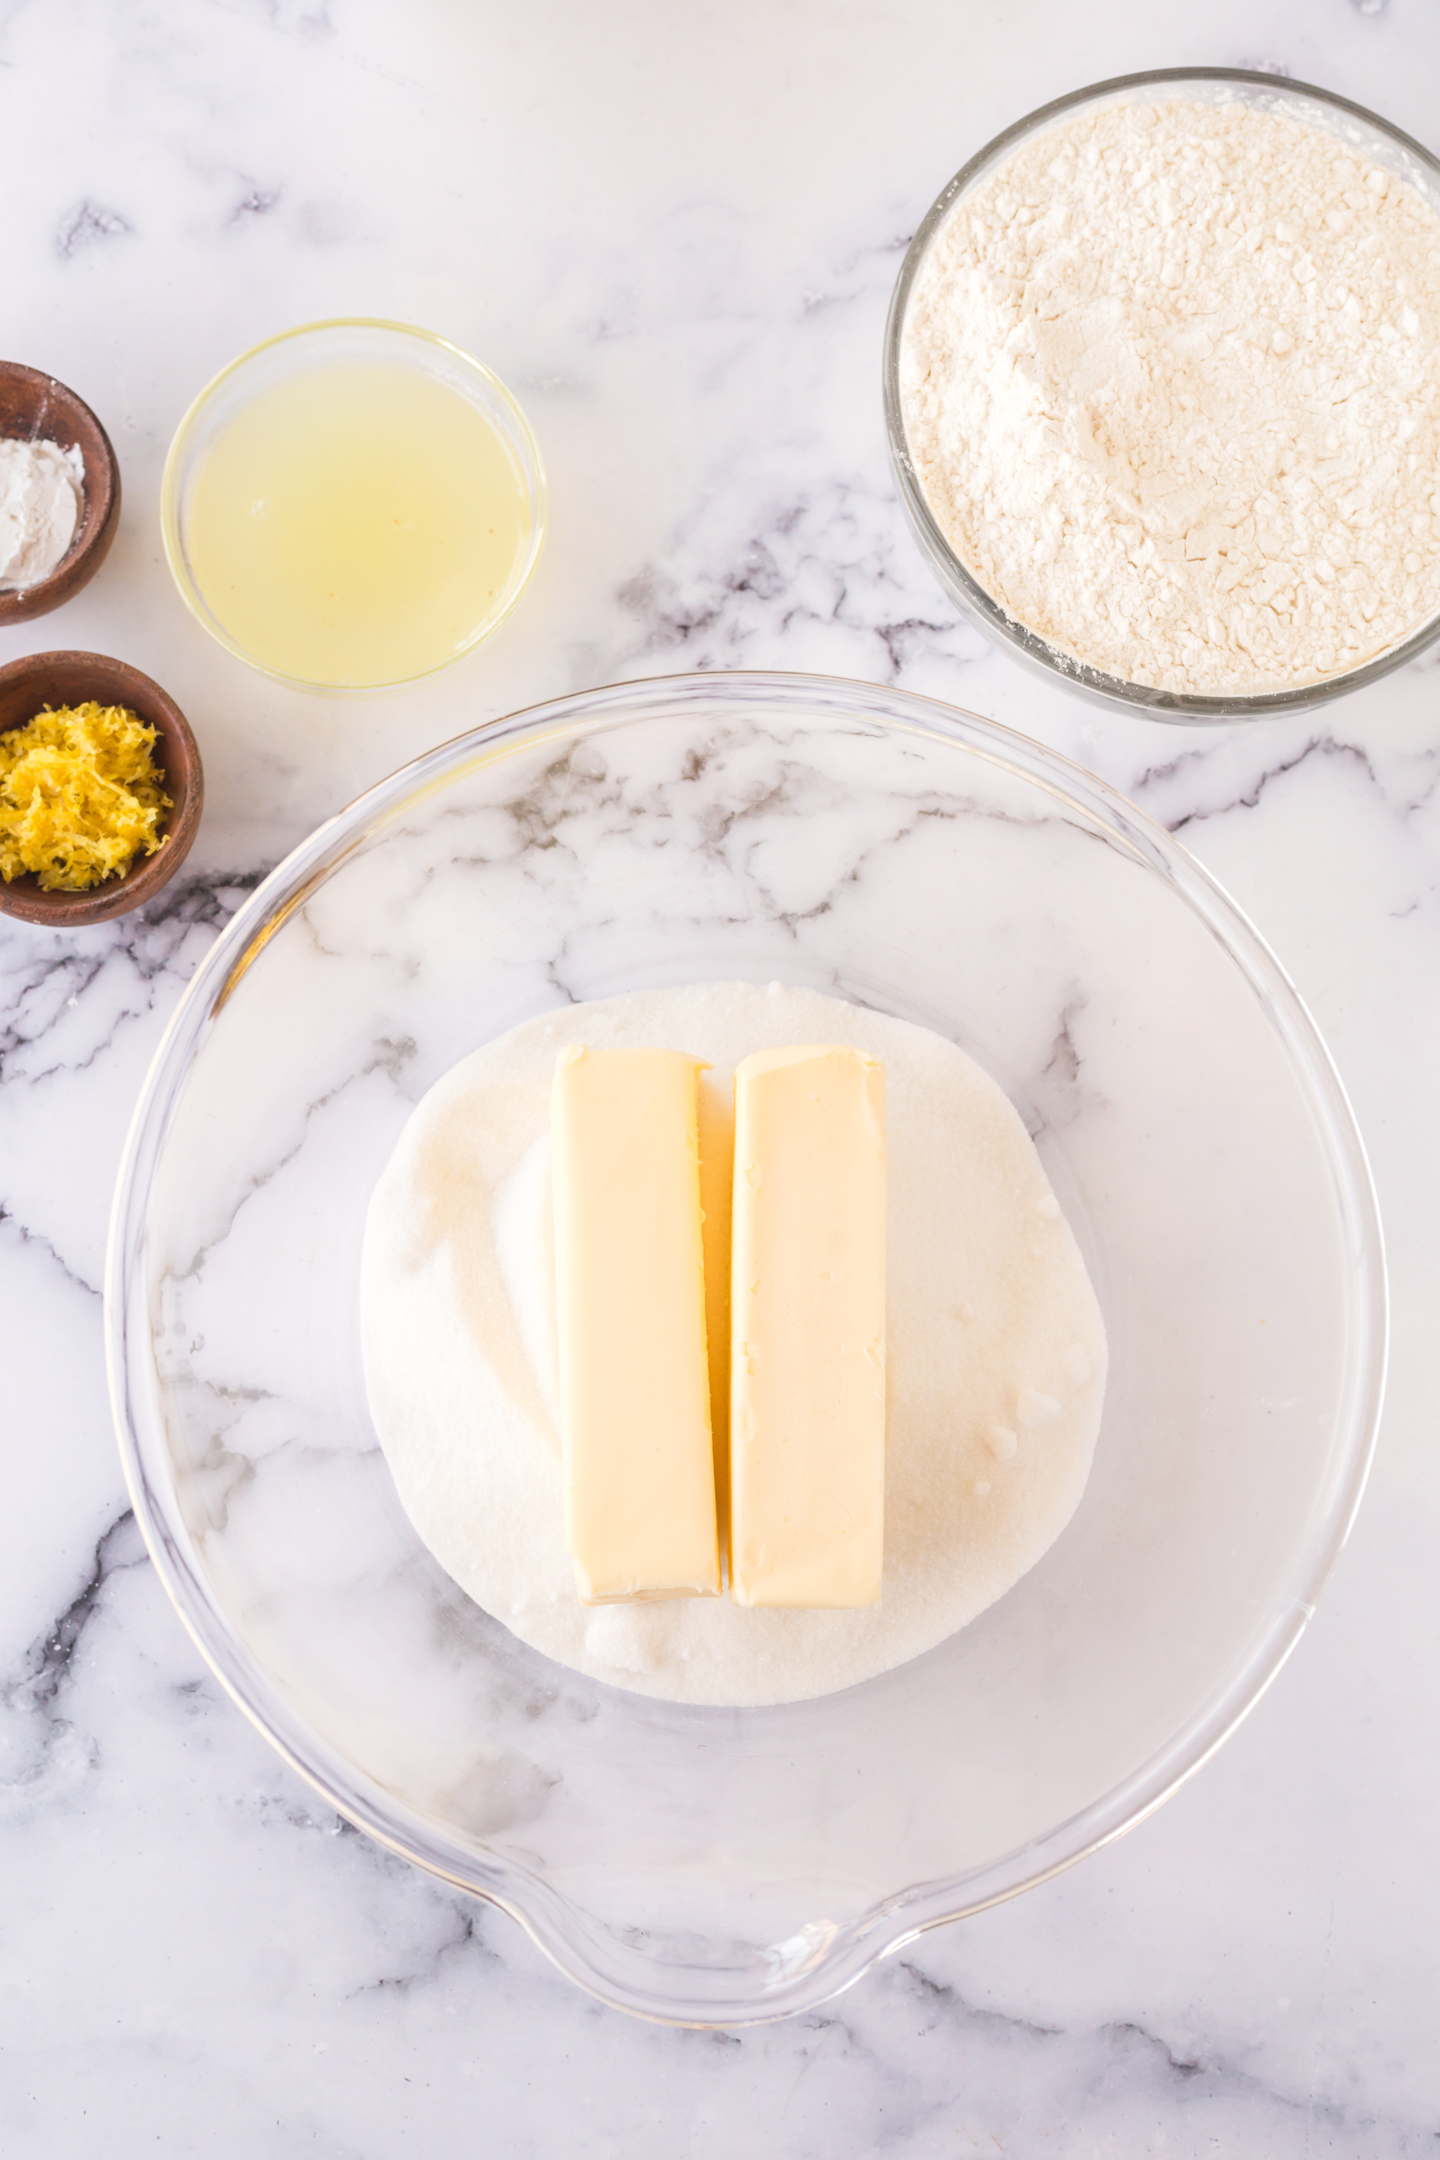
3,0 -> 1439,2148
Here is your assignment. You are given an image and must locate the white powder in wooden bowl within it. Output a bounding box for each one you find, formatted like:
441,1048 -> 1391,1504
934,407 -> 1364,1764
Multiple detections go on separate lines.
361,983 -> 1106,1707
900,98 -> 1440,696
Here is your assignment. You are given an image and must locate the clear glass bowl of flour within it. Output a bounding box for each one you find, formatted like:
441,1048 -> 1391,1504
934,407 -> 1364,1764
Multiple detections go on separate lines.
885,68 -> 1440,720
107,672 -> 1385,2023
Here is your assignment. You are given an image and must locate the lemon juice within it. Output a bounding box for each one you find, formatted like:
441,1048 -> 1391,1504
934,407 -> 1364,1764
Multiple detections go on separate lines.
187,360 -> 531,687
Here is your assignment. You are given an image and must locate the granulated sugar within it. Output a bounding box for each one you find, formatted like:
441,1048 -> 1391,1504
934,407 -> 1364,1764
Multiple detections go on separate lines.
900,98 -> 1440,695
361,983 -> 1107,1707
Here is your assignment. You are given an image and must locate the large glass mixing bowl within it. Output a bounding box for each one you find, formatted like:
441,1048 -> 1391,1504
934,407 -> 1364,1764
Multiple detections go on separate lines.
106,672 -> 1385,2024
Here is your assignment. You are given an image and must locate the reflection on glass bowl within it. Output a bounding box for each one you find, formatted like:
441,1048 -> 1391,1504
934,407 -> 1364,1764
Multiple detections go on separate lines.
107,671 -> 1384,2024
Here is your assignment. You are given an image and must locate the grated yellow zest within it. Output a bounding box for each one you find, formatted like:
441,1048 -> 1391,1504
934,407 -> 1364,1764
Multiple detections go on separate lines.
0,702 -> 172,892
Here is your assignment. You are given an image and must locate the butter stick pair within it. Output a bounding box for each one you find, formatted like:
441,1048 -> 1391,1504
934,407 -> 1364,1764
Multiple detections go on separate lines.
551,1042 -> 886,1609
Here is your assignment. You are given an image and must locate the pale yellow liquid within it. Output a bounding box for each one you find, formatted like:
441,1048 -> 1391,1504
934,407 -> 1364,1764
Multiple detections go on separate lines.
188,361 -> 530,686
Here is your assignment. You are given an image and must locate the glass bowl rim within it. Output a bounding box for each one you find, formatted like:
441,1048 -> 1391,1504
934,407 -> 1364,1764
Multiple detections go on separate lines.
159,315 -> 548,697
882,66 -> 1440,723
105,667 -> 1388,2024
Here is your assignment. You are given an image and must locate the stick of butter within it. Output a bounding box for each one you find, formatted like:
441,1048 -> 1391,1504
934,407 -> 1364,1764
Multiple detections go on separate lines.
552,1044 -> 721,1604
729,1045 -> 886,1608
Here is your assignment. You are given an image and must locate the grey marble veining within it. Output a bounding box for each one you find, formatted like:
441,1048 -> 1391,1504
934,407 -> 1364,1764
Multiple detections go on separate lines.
4,0 -> 1440,2150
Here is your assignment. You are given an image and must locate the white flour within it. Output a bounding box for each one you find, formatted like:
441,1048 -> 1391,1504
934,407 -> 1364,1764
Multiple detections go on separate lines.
361,983 -> 1107,1707
900,99 -> 1440,695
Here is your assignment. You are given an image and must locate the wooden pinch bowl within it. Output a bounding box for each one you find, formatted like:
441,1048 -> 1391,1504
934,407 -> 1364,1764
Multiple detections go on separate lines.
0,363 -> 122,625
0,651 -> 203,927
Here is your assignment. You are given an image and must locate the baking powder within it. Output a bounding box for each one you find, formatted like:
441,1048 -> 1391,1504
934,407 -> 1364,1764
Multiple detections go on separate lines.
900,99 -> 1440,695
0,437 -> 84,591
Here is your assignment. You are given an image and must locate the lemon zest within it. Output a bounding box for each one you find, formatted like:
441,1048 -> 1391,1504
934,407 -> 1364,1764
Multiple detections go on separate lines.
0,701 -> 171,893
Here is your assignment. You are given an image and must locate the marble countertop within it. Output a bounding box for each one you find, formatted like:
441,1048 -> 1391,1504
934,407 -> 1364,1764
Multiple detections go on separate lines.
4,0 -> 1439,2150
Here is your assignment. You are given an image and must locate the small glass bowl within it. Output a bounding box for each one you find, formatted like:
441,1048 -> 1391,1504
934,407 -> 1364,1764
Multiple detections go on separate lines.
884,68 -> 1440,721
161,318 -> 546,695
107,672 -> 1385,2025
